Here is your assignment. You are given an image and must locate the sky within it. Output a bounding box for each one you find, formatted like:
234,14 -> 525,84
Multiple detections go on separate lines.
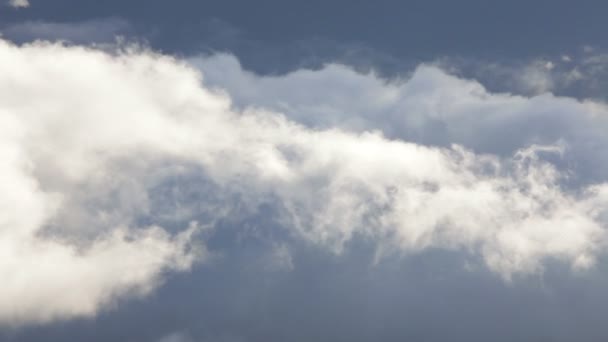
2,1 -> 608,341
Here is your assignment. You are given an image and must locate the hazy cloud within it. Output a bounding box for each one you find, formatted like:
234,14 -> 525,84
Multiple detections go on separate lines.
1,18 -> 131,45
7,0 -> 28,9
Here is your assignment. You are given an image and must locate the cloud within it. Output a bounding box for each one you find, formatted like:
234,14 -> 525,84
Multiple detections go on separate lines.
1,18 -> 132,45
0,40 -> 203,326
2,39 -> 608,326
158,331 -> 245,342
431,51 -> 608,101
158,332 -> 194,342
192,54 -> 608,182
7,0 -> 28,8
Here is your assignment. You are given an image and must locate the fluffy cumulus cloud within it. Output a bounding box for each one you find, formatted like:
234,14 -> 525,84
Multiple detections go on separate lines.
0,40 -> 202,326
2,39 -> 608,326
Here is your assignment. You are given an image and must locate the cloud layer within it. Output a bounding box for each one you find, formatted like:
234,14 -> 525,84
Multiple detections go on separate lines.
2,39 -> 608,326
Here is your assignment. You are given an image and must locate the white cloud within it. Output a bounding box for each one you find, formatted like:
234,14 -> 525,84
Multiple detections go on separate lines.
2,39 -> 608,325
0,41 -> 203,326
7,0 -> 28,8
192,55 -> 608,176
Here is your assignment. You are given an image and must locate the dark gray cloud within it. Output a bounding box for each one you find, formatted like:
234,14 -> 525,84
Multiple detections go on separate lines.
2,2 -> 608,341
4,0 -> 608,103
1,17 -> 131,44
6,228 -> 608,342
2,0 -> 608,74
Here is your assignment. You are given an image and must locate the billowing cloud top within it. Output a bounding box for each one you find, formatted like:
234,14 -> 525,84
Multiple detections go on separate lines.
2,38 -> 608,330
